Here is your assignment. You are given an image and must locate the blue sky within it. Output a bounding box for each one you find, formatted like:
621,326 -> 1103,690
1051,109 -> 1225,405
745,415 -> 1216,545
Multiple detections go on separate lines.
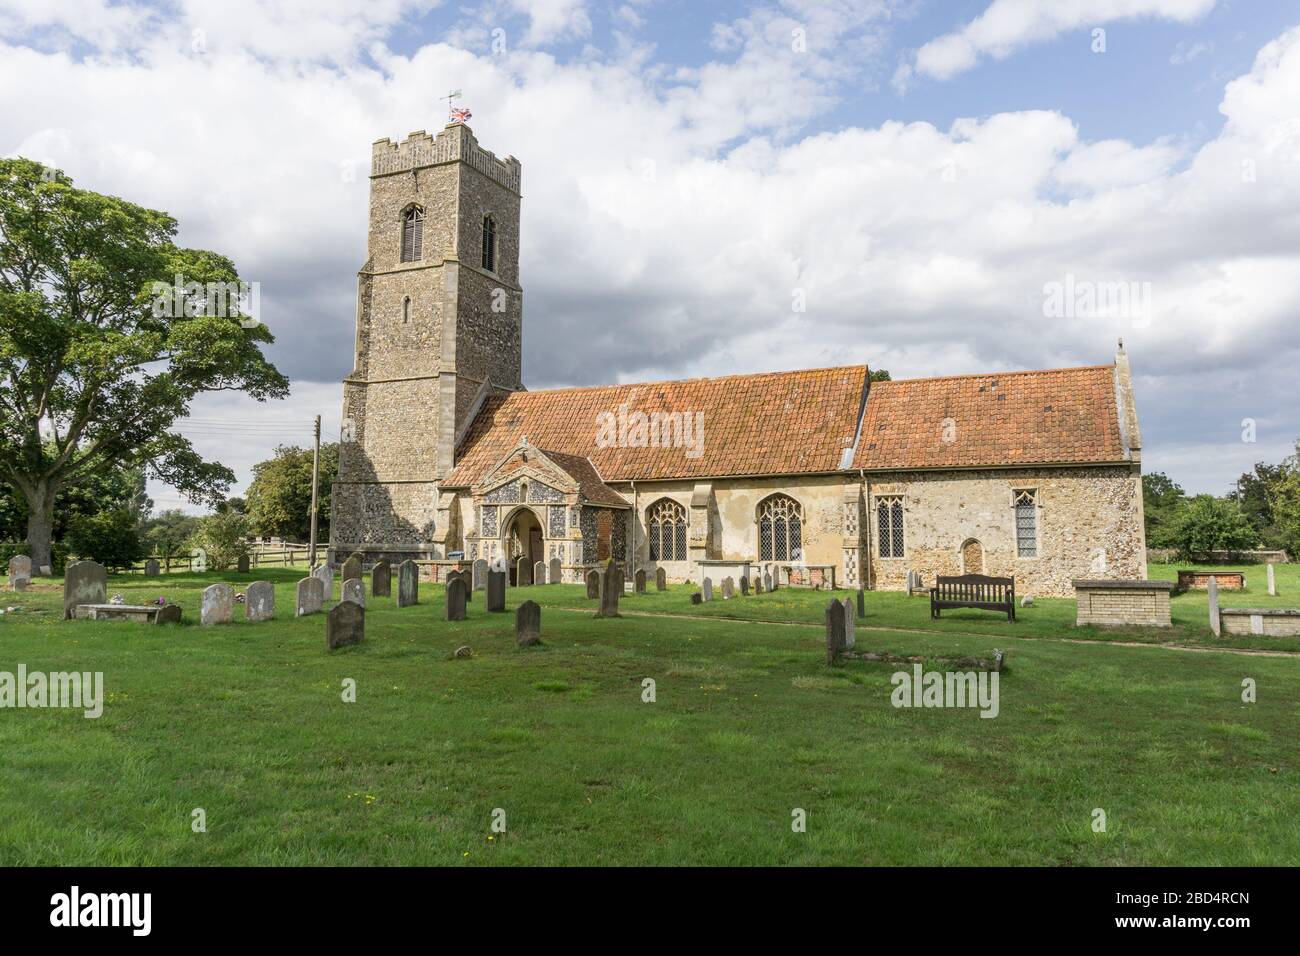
1,0 -> 1298,507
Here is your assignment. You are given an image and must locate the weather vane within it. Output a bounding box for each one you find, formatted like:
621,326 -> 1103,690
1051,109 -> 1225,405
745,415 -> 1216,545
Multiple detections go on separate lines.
441,89 -> 472,125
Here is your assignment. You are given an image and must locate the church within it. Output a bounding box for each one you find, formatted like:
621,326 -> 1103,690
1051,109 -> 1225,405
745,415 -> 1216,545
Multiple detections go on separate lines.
330,123 -> 1148,597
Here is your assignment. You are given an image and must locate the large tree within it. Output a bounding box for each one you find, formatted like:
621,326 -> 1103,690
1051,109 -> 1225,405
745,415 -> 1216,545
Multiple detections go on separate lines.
1141,471 -> 1187,549
0,158 -> 288,567
245,442 -> 338,542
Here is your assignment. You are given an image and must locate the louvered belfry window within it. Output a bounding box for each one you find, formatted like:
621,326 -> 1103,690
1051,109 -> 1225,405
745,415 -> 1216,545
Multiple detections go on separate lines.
758,494 -> 803,561
401,206 -> 424,262
647,499 -> 687,561
1015,490 -> 1038,557
876,496 -> 904,559
482,215 -> 496,272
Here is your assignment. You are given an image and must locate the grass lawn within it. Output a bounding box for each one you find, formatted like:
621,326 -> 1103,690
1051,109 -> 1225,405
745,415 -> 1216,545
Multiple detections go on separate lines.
0,567 -> 1296,865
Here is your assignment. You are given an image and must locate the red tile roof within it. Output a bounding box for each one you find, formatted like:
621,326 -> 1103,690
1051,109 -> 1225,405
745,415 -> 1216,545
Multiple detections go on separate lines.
443,365 -> 870,486
853,365 -> 1126,470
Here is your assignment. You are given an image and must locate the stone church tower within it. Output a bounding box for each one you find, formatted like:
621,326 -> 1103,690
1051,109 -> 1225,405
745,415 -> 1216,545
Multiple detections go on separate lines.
330,123 -> 523,563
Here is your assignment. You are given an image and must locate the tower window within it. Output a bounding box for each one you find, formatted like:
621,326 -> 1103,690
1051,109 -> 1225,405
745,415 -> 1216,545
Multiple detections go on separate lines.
482,215 -> 496,272
402,296 -> 411,324
401,206 -> 424,262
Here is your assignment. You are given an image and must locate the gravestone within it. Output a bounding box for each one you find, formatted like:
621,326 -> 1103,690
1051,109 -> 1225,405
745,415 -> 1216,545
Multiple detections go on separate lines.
155,604 -> 183,626
702,577 -> 713,602
296,576 -> 324,616
549,557 -> 561,584
516,556 -> 532,587
343,578 -> 366,607
38,565 -> 51,577
596,560 -> 620,618
825,599 -> 847,664
397,560 -> 419,607
372,559 -> 392,597
245,581 -> 275,622
341,553 -> 362,583
313,563 -> 333,601
634,569 -> 646,594
721,577 -> 734,599
586,569 -> 600,599
655,567 -> 666,592
516,600 -> 542,646
739,575 -> 750,596
763,571 -> 773,592
201,583 -> 234,626
534,560 -> 546,585
691,592 -> 702,605
486,570 -> 506,612
445,577 -> 468,621
7,554 -> 31,591
856,588 -> 865,620
754,575 -> 764,594
144,559 -> 160,577
326,600 -> 364,650
237,553 -> 250,574
842,597 -> 855,649
459,569 -> 474,602
63,560 -> 107,619
1267,563 -> 1276,596
1207,576 -> 1220,637
473,558 -> 488,591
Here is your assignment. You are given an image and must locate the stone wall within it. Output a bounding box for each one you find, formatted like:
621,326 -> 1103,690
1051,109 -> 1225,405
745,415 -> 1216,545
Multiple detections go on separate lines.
1074,579 -> 1173,627
1220,608 -> 1300,637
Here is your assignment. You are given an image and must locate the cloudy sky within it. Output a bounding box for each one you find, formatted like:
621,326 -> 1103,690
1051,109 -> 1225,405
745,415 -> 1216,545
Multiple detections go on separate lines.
2,0 -> 1298,511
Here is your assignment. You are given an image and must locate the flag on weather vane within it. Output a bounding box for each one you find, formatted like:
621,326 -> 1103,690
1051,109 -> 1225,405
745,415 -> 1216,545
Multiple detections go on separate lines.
441,89 -> 471,124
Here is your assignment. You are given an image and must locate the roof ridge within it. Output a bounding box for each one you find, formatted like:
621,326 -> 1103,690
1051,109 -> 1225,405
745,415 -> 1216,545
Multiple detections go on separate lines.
512,363 -> 870,397
875,363 -> 1114,387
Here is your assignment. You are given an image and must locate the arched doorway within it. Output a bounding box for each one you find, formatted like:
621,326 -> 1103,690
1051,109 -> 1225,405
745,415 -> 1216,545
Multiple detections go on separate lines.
504,507 -> 544,585
960,538 -> 984,575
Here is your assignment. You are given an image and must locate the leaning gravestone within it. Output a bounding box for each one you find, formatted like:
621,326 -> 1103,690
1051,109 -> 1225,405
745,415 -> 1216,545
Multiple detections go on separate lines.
144,558 -> 160,577
8,554 -> 32,591
586,569 -> 600,599
596,560 -> 620,618
326,600 -> 364,650
397,560 -> 418,607
341,553 -> 362,583
516,600 -> 542,646
534,560 -> 547,585
549,557 -> 561,584
63,560 -> 107,619
201,583 -> 234,626
296,576 -> 324,616
473,558 -> 488,591
343,578 -> 365,607
825,599 -> 847,664
371,559 -> 392,598
245,581 -> 275,622
486,569 -> 506,612
754,575 -> 764,594
517,556 -> 533,587
842,597 -> 855,649
313,563 -> 334,601
1207,576 -> 1220,637
155,604 -> 183,626
237,553 -> 250,574
655,567 -> 666,592
451,569 -> 473,603
702,577 -> 713,602
634,569 -> 647,594
722,577 -> 734,599
739,575 -> 750,596
445,577 -> 468,621
763,571 -> 773,592
856,588 -> 866,620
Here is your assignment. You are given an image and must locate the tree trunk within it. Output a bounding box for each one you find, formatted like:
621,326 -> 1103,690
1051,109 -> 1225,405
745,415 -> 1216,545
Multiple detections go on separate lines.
22,480 -> 58,572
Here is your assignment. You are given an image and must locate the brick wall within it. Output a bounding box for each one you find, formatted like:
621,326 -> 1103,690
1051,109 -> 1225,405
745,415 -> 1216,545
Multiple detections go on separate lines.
1074,580 -> 1172,627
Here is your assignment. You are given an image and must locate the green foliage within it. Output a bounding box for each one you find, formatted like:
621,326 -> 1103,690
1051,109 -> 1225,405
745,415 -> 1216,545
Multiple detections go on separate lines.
245,443 -> 338,542
188,511 -> 250,571
141,509 -> 201,567
1169,494 -> 1258,559
0,461 -> 149,541
1230,441 -> 1300,555
65,509 -> 145,569
869,369 -> 891,382
1141,471 -> 1187,549
0,540 -> 68,574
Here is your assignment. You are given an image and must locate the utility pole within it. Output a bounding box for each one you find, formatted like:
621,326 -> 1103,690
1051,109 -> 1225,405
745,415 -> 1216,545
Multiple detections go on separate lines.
308,415 -> 321,568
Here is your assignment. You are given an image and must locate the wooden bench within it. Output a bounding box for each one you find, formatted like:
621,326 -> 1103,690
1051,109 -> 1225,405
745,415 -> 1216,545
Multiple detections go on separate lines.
930,574 -> 1016,622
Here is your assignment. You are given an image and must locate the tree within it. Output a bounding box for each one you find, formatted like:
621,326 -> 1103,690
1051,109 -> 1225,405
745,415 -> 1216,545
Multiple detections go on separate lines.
1141,471 -> 1187,549
1230,446 -> 1298,550
0,158 -> 288,568
188,511 -> 250,571
869,369 -> 891,382
65,508 -> 144,569
0,459 -> 149,541
1169,495 -> 1258,559
141,508 -> 201,570
245,443 -> 338,542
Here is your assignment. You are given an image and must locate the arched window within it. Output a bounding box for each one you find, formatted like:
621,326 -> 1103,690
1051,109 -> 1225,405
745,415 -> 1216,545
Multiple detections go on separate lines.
402,296 -> 411,324
647,499 -> 687,561
481,215 -> 496,272
401,206 -> 424,262
758,494 -> 803,561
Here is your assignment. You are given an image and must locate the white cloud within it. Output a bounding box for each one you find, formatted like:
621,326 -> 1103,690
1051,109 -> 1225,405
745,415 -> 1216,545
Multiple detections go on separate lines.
904,0 -> 1217,85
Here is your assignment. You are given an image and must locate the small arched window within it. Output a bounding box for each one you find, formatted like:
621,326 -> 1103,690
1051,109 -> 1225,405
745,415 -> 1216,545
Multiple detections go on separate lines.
481,215 -> 496,272
647,499 -> 687,561
401,206 -> 424,262
758,494 -> 803,562
402,296 -> 411,324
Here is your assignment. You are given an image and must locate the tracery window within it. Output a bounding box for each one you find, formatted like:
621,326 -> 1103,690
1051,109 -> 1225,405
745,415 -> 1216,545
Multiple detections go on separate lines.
876,496 -> 904,559
1015,490 -> 1038,558
647,499 -> 687,561
758,494 -> 803,562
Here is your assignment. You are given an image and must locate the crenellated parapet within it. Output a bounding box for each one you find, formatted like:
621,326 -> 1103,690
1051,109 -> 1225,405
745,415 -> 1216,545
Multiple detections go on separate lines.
371,123 -> 521,194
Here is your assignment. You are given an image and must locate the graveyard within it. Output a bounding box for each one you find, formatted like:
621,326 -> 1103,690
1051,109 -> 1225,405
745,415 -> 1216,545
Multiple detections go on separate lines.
0,563 -> 1296,866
